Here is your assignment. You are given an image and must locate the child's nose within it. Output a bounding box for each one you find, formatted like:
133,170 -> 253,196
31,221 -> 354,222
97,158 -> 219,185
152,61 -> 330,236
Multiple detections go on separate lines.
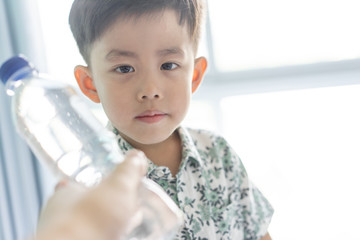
139,92 -> 160,100
137,79 -> 162,101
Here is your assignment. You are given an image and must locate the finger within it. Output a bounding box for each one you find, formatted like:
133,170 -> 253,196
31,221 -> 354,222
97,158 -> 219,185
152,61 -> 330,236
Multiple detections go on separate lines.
104,150 -> 147,192
123,149 -> 148,175
112,149 -> 148,179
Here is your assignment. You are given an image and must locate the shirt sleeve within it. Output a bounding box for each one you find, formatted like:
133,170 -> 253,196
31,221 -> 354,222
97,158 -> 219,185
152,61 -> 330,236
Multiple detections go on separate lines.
216,134 -> 274,239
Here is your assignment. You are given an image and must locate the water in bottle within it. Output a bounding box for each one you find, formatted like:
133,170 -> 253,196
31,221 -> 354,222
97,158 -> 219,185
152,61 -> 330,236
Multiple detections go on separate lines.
0,55 -> 183,240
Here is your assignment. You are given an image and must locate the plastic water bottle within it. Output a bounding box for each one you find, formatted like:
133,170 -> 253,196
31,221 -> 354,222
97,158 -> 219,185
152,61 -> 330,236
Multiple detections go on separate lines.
0,55 -> 183,240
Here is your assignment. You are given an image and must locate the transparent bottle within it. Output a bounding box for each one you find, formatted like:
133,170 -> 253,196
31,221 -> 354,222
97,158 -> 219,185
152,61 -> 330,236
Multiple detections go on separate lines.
0,55 -> 183,240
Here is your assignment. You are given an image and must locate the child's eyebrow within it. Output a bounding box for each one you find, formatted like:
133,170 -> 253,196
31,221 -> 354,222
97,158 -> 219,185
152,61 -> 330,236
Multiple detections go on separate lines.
157,48 -> 184,57
105,48 -> 184,60
105,49 -> 138,60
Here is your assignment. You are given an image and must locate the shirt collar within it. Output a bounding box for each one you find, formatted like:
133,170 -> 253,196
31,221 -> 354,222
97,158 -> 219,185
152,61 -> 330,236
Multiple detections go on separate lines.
108,123 -> 204,171
177,126 -> 204,168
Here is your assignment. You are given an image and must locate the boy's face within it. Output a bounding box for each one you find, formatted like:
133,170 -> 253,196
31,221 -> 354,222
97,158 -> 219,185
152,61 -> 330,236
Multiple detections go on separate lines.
76,9 -> 206,146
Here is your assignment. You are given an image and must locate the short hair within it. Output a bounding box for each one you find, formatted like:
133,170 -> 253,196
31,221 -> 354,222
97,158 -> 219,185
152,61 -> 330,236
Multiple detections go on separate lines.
69,0 -> 206,65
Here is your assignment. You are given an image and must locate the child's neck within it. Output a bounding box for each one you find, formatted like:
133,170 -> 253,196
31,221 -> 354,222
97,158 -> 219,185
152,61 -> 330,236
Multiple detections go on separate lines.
132,132 -> 182,177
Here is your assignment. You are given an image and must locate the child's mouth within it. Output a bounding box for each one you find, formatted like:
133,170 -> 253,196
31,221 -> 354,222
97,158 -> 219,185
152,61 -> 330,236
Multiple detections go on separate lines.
135,111 -> 167,124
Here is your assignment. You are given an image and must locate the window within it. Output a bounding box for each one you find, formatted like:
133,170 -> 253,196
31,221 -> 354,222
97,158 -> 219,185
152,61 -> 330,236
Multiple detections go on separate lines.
207,0 -> 360,72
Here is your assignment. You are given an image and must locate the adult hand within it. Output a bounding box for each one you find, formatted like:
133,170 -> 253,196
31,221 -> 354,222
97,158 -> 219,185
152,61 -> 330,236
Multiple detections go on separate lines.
36,150 -> 147,240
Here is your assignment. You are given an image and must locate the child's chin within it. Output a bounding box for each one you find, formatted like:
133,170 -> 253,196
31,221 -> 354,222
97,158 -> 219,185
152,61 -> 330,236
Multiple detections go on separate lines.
137,131 -> 174,145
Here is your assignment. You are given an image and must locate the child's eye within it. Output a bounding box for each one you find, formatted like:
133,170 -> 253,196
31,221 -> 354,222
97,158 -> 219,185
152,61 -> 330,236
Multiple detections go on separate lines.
115,65 -> 135,73
160,62 -> 178,71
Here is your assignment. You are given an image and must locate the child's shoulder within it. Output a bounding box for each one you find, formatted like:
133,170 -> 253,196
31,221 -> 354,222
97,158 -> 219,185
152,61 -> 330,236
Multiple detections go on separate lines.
183,126 -> 222,138
182,127 -> 229,148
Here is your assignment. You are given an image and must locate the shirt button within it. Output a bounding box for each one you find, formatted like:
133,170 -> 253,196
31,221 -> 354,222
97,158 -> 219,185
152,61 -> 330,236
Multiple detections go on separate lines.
155,169 -> 165,178
184,205 -> 191,213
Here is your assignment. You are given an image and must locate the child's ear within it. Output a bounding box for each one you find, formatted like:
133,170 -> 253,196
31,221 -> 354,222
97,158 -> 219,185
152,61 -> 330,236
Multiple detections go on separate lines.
192,57 -> 207,93
74,65 -> 100,103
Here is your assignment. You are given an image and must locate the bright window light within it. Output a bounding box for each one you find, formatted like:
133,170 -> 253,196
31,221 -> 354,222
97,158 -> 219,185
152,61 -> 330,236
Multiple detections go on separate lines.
36,0 -> 84,85
221,84 -> 360,240
208,0 -> 360,71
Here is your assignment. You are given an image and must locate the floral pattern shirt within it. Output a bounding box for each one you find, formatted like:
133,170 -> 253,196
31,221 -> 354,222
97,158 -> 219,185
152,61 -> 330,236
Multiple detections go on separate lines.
112,126 -> 273,240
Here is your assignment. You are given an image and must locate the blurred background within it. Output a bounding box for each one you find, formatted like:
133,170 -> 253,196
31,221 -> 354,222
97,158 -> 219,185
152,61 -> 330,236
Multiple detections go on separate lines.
1,0 -> 360,239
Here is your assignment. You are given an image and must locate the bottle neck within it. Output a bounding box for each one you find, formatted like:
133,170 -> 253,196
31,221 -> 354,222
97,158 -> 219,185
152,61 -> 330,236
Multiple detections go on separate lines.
5,67 -> 38,96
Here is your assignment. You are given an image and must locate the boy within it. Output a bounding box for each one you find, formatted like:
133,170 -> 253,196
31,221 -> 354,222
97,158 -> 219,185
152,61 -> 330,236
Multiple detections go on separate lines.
67,0 -> 273,239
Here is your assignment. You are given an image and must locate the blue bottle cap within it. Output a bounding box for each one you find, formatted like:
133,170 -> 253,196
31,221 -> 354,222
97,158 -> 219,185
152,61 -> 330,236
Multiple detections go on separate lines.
0,55 -> 33,85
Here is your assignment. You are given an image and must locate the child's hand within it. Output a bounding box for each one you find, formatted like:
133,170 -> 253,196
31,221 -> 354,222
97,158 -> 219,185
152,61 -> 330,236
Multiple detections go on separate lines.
36,150 -> 147,240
